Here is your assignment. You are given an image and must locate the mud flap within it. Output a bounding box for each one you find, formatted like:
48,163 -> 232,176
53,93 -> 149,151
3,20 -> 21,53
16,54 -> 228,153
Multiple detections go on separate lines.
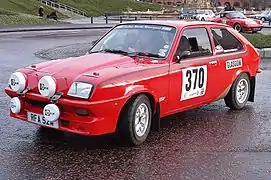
151,103 -> 160,131
248,77 -> 256,102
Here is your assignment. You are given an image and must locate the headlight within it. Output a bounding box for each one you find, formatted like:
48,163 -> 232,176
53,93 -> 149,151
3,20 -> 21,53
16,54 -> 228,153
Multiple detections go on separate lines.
67,82 -> 93,99
38,76 -> 56,98
8,72 -> 27,93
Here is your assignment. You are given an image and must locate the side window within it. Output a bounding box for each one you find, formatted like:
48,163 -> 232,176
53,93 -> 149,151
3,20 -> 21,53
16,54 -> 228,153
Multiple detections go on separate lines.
211,28 -> 243,53
176,28 -> 212,59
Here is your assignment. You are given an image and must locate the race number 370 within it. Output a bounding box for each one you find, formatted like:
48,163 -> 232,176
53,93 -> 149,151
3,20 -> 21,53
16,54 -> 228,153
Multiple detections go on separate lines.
181,65 -> 207,101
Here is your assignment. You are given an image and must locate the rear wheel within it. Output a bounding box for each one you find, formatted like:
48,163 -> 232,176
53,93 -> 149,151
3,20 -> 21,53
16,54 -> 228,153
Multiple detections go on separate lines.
234,23 -> 242,32
201,17 -> 205,21
117,95 -> 152,146
224,73 -> 251,110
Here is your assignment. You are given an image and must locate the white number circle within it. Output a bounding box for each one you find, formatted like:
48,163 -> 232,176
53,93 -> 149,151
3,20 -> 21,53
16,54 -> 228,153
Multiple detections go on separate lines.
43,104 -> 60,122
9,72 -> 27,93
38,76 -> 56,98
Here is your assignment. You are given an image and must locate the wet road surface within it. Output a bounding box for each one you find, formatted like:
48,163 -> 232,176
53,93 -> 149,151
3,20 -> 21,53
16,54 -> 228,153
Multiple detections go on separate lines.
260,27 -> 271,35
1,29 -> 271,180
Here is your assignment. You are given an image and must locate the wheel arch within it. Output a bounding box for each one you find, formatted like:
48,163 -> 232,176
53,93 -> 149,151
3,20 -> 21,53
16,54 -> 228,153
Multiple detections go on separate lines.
116,91 -> 160,132
232,71 -> 255,102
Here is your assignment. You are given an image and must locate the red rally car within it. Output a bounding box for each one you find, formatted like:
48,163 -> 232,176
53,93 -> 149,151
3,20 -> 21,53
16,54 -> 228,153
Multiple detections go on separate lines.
209,11 -> 264,33
5,20 -> 261,146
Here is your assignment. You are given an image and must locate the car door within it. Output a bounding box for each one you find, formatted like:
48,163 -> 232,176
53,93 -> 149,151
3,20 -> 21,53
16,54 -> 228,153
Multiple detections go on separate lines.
223,13 -> 232,25
268,11 -> 271,21
167,27 -> 220,114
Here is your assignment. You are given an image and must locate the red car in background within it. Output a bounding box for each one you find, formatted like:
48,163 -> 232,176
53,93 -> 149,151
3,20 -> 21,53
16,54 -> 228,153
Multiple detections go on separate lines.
5,21 -> 261,146
209,11 -> 264,33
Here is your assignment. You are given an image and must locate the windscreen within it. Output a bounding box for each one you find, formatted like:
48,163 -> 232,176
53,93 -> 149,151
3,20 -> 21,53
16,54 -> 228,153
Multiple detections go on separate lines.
90,24 -> 177,59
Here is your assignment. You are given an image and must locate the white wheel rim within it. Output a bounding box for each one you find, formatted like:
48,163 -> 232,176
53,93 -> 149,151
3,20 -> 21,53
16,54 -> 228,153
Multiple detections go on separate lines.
236,79 -> 249,104
134,103 -> 149,137
235,25 -> 241,32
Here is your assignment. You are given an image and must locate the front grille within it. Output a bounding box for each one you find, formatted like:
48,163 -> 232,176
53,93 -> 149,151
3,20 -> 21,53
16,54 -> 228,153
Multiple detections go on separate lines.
61,119 -> 70,127
27,100 -> 47,109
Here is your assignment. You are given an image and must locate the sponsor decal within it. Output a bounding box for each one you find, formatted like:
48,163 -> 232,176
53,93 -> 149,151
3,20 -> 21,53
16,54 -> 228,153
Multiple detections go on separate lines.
226,58 -> 243,70
159,96 -> 166,102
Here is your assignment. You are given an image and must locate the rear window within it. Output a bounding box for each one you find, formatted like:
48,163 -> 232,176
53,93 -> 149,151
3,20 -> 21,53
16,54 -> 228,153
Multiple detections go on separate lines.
211,28 -> 243,53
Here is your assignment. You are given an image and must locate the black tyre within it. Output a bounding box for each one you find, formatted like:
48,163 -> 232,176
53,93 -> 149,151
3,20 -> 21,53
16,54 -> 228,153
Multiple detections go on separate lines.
201,17 -> 205,21
234,23 -> 242,32
224,73 -> 251,110
117,95 -> 152,146
260,17 -> 266,22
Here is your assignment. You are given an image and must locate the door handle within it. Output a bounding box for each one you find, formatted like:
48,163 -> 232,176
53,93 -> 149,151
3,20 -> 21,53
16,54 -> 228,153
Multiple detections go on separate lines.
209,61 -> 217,65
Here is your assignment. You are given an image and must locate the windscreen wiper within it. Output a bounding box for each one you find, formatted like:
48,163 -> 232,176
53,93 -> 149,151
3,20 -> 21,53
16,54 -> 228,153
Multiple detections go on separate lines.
129,52 -> 163,58
103,49 -> 129,55
89,49 -> 129,55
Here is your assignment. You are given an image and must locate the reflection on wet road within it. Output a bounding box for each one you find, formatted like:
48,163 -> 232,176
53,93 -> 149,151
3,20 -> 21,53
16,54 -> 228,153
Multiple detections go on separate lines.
0,29 -> 271,180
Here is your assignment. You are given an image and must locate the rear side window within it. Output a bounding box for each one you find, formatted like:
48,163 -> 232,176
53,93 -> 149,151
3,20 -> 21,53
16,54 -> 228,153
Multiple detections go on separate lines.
211,28 -> 243,53
176,28 -> 212,59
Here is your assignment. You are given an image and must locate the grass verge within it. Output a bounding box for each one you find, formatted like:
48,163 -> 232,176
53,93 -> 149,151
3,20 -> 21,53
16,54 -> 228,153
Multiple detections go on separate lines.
242,33 -> 271,49
1,0 -> 66,18
58,0 -> 171,17
0,9 -> 62,26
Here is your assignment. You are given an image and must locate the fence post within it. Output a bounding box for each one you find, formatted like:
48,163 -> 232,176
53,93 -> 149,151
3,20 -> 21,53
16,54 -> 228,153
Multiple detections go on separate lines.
120,16 -> 123,23
135,16 -> 137,20
105,14 -> 108,24
91,17 -> 93,24
150,16 -> 152,20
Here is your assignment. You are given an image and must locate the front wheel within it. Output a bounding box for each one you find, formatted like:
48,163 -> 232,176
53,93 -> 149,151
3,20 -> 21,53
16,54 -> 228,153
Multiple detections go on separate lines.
117,95 -> 152,146
224,73 -> 251,110
260,17 -> 266,22
201,17 -> 205,21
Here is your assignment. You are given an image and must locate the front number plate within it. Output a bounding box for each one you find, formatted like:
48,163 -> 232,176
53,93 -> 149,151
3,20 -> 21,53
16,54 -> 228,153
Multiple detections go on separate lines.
27,112 -> 59,128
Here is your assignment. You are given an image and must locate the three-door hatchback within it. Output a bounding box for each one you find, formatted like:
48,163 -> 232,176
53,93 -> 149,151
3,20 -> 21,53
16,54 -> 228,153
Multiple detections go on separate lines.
5,20 -> 261,145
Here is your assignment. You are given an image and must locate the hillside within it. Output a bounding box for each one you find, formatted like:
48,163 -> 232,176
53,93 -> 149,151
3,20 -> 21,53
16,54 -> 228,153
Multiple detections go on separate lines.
0,0 -> 66,25
0,0 -> 173,25
0,8 -> 62,26
1,0 -> 67,18
58,0 -> 167,16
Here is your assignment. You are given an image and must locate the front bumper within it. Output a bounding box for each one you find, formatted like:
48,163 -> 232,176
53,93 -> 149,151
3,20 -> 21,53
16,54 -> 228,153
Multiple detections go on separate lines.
242,25 -> 264,32
5,88 -> 126,136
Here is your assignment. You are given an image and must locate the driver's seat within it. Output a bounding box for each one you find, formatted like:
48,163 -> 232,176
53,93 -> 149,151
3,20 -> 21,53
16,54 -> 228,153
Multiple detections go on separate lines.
177,36 -> 191,55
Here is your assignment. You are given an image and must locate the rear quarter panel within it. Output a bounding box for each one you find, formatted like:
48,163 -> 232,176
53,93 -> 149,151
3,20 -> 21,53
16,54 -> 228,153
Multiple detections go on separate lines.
220,27 -> 260,84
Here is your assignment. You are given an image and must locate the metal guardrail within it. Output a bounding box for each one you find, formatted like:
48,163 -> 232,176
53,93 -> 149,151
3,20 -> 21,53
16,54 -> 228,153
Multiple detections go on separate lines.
39,0 -> 87,17
102,13 -> 196,24
104,13 -> 196,22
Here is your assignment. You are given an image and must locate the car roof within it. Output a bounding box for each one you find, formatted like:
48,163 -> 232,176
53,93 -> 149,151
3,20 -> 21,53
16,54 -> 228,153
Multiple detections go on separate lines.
120,20 -> 229,29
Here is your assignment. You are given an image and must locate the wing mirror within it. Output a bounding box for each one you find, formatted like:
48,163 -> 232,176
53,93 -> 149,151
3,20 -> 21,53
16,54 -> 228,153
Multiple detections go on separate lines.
214,45 -> 224,54
175,50 -> 191,63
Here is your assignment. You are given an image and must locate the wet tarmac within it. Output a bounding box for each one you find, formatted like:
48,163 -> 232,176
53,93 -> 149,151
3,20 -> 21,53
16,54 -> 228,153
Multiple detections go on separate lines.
1,29 -> 271,180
